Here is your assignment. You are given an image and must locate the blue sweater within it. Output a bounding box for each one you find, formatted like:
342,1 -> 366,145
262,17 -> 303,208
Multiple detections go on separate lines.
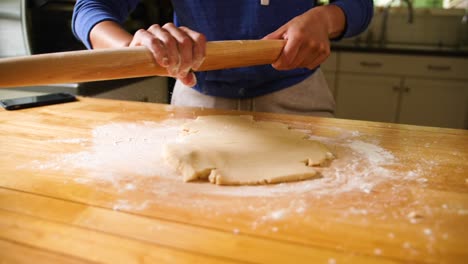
73,0 -> 373,98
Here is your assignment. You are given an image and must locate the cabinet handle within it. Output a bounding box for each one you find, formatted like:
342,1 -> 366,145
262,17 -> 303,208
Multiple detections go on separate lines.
393,86 -> 401,92
427,65 -> 451,71
360,61 -> 383,68
404,87 -> 410,93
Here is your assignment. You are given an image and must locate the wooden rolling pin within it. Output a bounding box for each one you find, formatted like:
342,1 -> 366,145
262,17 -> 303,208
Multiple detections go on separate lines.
0,40 -> 285,88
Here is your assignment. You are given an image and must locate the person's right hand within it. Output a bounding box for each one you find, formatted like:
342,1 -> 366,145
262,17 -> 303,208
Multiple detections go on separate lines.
129,23 -> 206,87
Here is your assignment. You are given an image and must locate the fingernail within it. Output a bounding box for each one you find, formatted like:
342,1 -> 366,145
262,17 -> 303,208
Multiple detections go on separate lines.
188,72 -> 197,87
180,72 -> 197,87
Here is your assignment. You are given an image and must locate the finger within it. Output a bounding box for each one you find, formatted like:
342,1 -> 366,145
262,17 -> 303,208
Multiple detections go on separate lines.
179,71 -> 197,87
290,40 -> 321,69
272,35 -> 301,70
179,26 -> 206,70
147,24 -> 180,76
162,23 -> 194,77
298,42 -> 330,69
130,29 -> 169,67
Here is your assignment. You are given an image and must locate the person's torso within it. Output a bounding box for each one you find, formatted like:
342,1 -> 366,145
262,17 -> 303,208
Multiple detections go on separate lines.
171,0 -> 317,98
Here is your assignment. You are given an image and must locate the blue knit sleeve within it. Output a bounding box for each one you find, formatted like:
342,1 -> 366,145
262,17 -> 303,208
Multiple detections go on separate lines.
329,0 -> 374,39
72,0 -> 141,49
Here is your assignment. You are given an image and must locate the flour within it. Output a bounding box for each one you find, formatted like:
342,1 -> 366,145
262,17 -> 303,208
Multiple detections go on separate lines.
374,248 -> 383,255
423,228 -> 432,236
18,119 -> 458,263
403,242 -> 412,249
457,209 -> 468,215
21,117 -> 437,215
15,116 -> 462,262
33,120 -> 183,184
347,140 -> 395,164
348,207 -> 368,215
113,199 -> 151,211
22,117 -> 432,202
262,209 -> 287,221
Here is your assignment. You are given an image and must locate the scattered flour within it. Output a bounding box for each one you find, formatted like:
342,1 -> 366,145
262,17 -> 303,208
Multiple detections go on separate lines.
112,199 -> 151,211
262,209 -> 287,221
33,121 -> 182,183
457,209 -> 468,215
19,118 -> 439,220
14,116 -> 461,261
124,183 -> 137,191
374,248 -> 382,255
24,119 -> 409,198
403,242 -> 412,249
73,177 -> 92,184
423,228 -> 432,236
295,207 -> 306,214
348,141 -> 395,164
348,207 -> 368,215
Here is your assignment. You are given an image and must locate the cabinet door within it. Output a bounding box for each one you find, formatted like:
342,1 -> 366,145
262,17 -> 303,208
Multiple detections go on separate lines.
399,78 -> 468,129
335,73 -> 400,123
93,77 -> 168,103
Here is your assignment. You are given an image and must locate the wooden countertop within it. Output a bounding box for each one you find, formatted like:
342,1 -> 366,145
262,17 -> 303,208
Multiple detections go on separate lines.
0,97 -> 467,263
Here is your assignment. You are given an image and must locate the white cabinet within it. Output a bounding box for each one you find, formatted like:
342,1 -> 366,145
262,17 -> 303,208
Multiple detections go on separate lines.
335,74 -> 400,123
92,77 -> 168,103
333,52 -> 468,129
399,78 -> 468,128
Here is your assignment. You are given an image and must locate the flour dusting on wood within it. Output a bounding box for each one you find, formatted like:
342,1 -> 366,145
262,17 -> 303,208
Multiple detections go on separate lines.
20,118 -> 442,225
22,118 -> 416,197
18,117 -> 459,258
20,118 -> 438,202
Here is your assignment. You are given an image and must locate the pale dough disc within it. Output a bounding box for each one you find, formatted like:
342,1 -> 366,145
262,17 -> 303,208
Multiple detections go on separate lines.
163,115 -> 334,185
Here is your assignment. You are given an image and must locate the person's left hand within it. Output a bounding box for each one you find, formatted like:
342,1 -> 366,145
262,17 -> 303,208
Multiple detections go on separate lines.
263,7 -> 338,71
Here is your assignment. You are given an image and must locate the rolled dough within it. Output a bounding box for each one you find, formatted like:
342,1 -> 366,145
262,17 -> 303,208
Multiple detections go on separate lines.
163,115 -> 334,185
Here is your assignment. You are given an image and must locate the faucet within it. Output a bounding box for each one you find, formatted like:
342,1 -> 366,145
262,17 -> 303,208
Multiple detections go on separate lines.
379,0 -> 414,47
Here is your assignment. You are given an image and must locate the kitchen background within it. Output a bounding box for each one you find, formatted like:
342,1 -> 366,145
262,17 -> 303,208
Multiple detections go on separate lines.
0,0 -> 467,129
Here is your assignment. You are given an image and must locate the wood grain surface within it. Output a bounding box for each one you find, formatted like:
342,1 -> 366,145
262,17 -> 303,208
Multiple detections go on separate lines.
0,97 -> 467,263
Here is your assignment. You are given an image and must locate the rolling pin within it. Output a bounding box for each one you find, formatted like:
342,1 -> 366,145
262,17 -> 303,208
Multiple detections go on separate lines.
0,40 -> 285,88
